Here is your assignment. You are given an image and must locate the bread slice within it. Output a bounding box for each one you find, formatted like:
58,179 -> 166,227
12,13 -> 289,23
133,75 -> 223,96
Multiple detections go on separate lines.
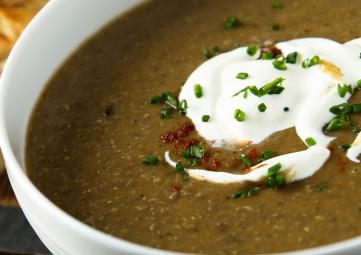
0,0 -> 47,69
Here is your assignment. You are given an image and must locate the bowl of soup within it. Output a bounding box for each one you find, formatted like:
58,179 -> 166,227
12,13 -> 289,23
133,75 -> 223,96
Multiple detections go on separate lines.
2,0 -> 361,254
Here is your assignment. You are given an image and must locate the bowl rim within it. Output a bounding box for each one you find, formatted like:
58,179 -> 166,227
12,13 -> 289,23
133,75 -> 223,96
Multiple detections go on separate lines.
0,1 -> 361,254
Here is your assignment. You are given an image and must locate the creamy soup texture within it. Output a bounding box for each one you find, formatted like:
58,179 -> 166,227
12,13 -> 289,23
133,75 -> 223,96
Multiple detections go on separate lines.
26,0 -> 361,254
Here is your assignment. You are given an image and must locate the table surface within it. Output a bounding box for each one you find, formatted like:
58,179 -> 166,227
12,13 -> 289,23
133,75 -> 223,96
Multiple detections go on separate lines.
1,162 -> 23,255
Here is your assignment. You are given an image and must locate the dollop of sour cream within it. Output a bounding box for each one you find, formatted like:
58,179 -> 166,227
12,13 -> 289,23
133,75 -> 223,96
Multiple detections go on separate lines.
165,37 -> 361,185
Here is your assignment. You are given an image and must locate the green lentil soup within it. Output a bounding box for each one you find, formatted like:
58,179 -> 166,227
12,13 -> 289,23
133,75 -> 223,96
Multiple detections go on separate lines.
26,0 -> 361,254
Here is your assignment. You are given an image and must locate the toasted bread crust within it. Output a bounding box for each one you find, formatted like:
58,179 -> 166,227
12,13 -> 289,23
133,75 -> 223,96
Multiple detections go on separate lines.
0,0 -> 46,69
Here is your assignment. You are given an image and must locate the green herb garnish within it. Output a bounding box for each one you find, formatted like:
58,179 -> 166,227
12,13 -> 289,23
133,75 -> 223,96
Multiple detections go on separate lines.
258,103 -> 267,112
202,115 -> 210,122
272,1 -> 283,10
270,23 -> 281,31
239,154 -> 252,167
194,84 -> 203,98
202,46 -> 221,59
233,77 -> 285,98
233,187 -> 258,198
340,144 -> 351,151
224,16 -> 240,29
272,57 -> 287,70
326,114 -> 349,132
261,150 -> 274,161
176,162 -> 185,174
236,72 -> 249,80
337,83 -> 353,98
258,77 -> 285,96
357,79 -> 361,89
179,99 -> 188,115
315,181 -> 327,191
286,52 -> 298,64
189,145 -> 205,159
261,51 -> 273,60
160,107 -> 174,119
329,103 -> 352,115
142,156 -> 160,166
247,45 -> 258,56
161,92 -> 178,108
180,151 -> 191,158
234,109 -> 246,121
266,163 -> 285,188
302,55 -> 320,68
305,137 -> 317,146
103,105 -> 113,116
351,122 -> 361,134
150,95 -> 161,104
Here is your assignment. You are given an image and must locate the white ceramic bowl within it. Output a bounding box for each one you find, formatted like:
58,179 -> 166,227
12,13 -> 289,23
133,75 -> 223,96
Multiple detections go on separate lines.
1,1 -> 361,254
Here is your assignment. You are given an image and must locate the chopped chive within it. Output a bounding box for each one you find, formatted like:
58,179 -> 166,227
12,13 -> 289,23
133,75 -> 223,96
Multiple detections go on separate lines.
258,103 -> 267,112
142,156 -> 160,166
337,83 -> 353,98
236,72 -> 249,80
326,115 -> 349,132
234,109 -> 246,121
103,105 -> 113,116
202,115 -> 210,122
232,77 -> 285,98
340,144 -> 351,151
270,23 -> 281,31
161,92 -> 178,108
351,122 -> 361,134
247,45 -> 258,56
315,181 -> 327,191
268,163 -> 282,175
224,16 -> 240,29
272,1 -> 283,9
258,77 -> 285,96
302,55 -> 320,68
261,150 -> 273,161
194,84 -> 203,98
261,51 -> 274,60
233,187 -> 258,199
176,162 -> 185,174
352,104 -> 361,113
160,107 -> 174,119
286,52 -> 298,64
272,58 -> 287,70
189,145 -> 205,159
360,52 -> 361,59
329,103 -> 352,115
305,137 -> 317,146
180,151 -> 191,158
239,154 -> 252,167
266,163 -> 285,188
357,79 -> 361,89
150,95 -> 161,104
202,46 -> 221,59
202,49 -> 212,59
283,107 -> 289,112
179,99 -> 188,115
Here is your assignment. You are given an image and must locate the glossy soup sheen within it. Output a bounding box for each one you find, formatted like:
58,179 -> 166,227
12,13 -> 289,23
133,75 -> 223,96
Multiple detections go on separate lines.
26,0 -> 361,254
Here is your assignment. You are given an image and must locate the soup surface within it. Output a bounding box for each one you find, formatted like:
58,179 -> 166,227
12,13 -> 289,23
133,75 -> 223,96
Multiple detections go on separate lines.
26,0 -> 361,254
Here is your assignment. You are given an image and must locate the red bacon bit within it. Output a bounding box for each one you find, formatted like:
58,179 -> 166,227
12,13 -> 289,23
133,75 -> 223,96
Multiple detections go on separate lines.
171,185 -> 182,193
211,159 -> 221,168
338,156 -> 346,174
270,46 -> 282,58
161,122 -> 195,143
200,152 -> 211,164
247,148 -> 260,163
259,45 -> 283,59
